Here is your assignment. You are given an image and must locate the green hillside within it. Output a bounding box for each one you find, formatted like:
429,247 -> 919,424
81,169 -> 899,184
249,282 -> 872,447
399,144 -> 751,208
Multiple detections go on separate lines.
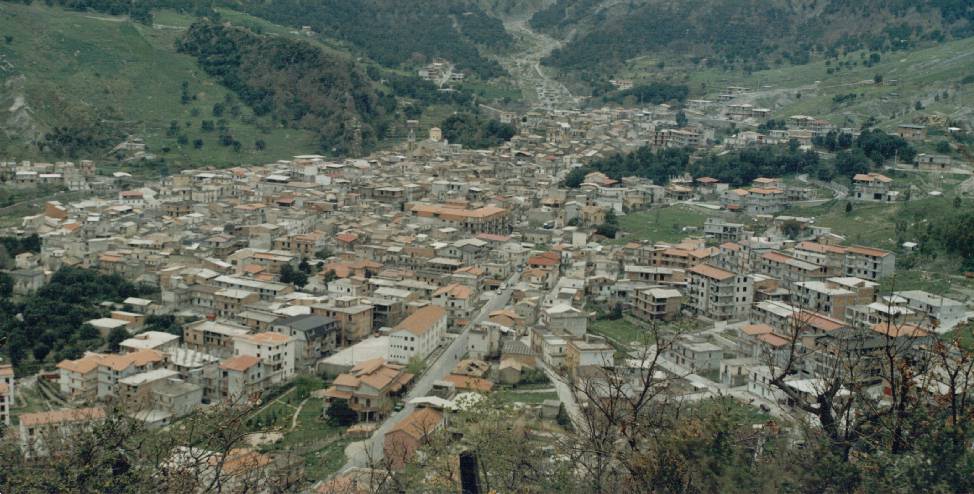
532,0 -> 974,80
610,36 -> 974,132
0,3 -> 327,170
229,0 -> 513,79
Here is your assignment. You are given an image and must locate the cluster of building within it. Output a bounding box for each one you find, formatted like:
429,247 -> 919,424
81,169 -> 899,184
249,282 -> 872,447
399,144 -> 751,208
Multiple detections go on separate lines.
0,99 -> 968,479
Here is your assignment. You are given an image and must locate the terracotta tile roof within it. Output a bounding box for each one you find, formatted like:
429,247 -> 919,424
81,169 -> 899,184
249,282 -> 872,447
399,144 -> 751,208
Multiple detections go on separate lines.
476,233 -> 512,242
846,245 -> 891,257
322,387 -> 353,400
742,323 -> 773,336
433,283 -> 473,300
748,187 -> 784,195
758,333 -> 790,348
20,407 -> 105,427
212,448 -> 272,476
219,355 -> 260,372
242,264 -> 265,274
796,241 -> 847,255
443,374 -> 494,392
97,349 -> 165,372
336,233 -> 359,243
527,254 -> 559,266
57,354 -> 105,374
395,306 -> 447,336
689,264 -> 736,281
871,322 -> 929,338
388,407 -> 444,441
763,251 -> 795,263
853,173 -> 892,183
793,311 -> 845,332
242,332 -> 290,344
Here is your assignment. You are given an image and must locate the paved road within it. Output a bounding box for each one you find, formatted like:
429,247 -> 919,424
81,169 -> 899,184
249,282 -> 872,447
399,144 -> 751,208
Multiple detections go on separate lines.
497,18 -> 577,110
340,271 -> 522,472
537,358 -> 584,430
797,174 -> 848,200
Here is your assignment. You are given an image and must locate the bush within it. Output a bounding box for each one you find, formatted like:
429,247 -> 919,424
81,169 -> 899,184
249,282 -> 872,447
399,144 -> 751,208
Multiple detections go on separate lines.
325,399 -> 358,426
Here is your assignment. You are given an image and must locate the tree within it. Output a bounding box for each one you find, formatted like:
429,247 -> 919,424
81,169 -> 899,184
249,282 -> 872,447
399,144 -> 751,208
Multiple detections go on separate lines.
845,201 -> 853,214
675,110 -> 688,128
596,208 -> 619,238
406,356 -> 427,375
937,140 -> 952,154
78,323 -> 100,341
255,139 -> 266,151
326,399 -> 358,426
835,149 -> 871,177
192,139 -> 204,150
0,272 -> 11,299
279,264 -> 308,288
563,167 -> 590,188
874,73 -> 883,84
107,327 -> 128,352
297,258 -> 311,274
322,269 -> 337,284
0,403 -> 303,492
555,403 -> 573,429
781,219 -> 802,239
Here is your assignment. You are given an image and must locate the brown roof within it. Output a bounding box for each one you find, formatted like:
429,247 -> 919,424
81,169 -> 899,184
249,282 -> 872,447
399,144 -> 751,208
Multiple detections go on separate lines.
796,241 -> 847,255
758,333 -> 790,348
846,245 -> 891,258
742,323 -> 773,336
433,283 -> 473,300
388,407 -> 444,441
871,322 -> 929,338
97,349 -> 165,372
395,306 -> 447,336
242,332 -> 290,345
443,374 -> 494,392
20,407 -> 105,427
333,358 -> 414,393
212,448 -> 272,476
793,311 -> 845,332
853,173 -> 892,183
219,355 -> 261,372
57,354 -> 105,374
689,264 -> 736,281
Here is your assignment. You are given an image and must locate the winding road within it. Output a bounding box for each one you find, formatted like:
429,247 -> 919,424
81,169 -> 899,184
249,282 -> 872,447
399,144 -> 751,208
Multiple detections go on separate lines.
338,271 -> 522,473
496,18 -> 578,110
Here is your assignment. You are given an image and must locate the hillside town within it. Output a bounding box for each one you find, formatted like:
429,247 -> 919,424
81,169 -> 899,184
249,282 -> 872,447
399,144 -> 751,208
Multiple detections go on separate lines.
0,96 -> 972,490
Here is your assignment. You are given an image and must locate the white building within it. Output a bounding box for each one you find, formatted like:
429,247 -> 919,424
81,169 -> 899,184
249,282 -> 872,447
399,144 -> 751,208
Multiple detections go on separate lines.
388,306 -> 448,364
542,304 -> 588,337
233,332 -> 295,385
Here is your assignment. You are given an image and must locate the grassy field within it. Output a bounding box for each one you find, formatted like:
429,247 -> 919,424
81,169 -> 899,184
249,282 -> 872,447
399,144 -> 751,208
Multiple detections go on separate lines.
493,389 -> 558,404
590,317 -> 653,346
787,192 -> 974,301
0,3 -> 319,171
621,36 -> 974,131
245,378 -> 351,482
789,193 -> 956,250
616,205 -> 712,244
